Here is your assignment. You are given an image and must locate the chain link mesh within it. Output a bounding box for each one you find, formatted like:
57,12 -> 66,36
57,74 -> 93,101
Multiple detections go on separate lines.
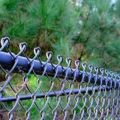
0,37 -> 119,120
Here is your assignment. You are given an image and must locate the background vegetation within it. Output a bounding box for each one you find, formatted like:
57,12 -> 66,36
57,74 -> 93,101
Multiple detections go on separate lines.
0,0 -> 120,71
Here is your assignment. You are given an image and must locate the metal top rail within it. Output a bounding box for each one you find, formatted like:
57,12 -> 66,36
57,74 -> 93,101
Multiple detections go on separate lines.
0,51 -> 120,89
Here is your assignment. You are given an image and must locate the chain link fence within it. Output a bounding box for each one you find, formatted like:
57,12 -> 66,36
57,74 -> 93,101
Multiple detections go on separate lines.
0,37 -> 119,120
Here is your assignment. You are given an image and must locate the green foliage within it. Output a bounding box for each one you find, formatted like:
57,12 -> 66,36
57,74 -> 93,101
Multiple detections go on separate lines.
0,0 -> 119,71
0,0 -> 79,57
73,0 -> 120,71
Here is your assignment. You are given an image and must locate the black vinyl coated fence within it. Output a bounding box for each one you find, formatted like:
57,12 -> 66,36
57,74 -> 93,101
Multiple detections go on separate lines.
0,37 -> 120,120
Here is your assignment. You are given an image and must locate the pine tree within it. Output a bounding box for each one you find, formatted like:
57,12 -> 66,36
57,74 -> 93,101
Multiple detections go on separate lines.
73,0 -> 120,71
0,0 -> 79,56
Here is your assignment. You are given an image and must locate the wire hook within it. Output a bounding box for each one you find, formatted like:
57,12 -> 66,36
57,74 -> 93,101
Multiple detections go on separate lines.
0,37 -> 10,51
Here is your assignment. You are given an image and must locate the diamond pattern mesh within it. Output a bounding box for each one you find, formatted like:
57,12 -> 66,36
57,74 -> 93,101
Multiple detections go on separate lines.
0,37 -> 119,120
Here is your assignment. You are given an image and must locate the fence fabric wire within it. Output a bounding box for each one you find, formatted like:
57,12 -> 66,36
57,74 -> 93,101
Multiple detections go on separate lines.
0,37 -> 119,120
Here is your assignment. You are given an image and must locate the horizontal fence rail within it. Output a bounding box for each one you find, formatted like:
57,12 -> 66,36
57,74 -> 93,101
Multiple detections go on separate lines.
0,86 -> 112,102
0,37 -> 119,120
0,51 -> 120,89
